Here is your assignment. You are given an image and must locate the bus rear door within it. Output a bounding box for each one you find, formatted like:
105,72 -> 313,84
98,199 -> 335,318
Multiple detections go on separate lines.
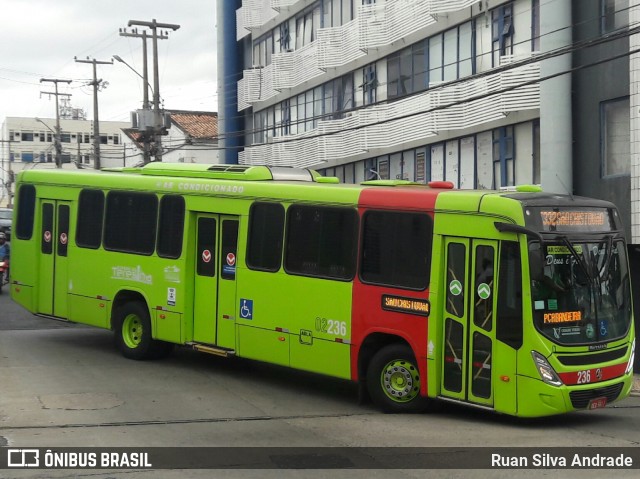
192,213 -> 238,348
440,237 -> 498,408
37,199 -> 71,318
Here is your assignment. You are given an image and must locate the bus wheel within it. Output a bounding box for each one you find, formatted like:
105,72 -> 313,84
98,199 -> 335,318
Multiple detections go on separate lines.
366,344 -> 427,413
114,302 -> 172,360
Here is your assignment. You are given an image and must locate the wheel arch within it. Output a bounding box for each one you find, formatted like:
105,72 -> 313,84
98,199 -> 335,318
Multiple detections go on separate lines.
357,332 -> 417,404
110,289 -> 150,330
358,332 -> 415,382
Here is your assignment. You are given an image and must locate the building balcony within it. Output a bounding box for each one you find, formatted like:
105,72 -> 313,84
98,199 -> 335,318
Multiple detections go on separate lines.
237,0 -> 481,111
239,57 -> 541,169
236,0 -> 300,40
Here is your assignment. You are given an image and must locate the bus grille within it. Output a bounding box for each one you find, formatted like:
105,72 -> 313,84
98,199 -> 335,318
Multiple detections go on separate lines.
569,383 -> 624,409
557,347 -> 627,366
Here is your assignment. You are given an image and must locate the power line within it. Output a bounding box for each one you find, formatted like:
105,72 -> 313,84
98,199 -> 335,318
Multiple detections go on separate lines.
209,21 -> 640,147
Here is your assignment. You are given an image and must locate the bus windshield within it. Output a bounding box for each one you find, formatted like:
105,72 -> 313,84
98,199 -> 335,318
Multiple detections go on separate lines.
530,238 -> 632,345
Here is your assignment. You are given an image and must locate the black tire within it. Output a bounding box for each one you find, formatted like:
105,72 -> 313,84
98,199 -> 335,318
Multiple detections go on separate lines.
113,301 -> 173,360
366,344 -> 429,413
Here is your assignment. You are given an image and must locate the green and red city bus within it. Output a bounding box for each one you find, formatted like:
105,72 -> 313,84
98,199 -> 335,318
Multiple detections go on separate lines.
9,163 -> 635,417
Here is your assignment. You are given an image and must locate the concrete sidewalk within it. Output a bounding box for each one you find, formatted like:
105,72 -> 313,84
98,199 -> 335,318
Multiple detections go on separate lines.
632,374 -> 640,397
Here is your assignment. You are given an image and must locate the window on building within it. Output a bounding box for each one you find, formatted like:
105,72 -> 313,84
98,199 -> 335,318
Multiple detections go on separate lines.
532,120 -> 540,184
492,126 -> 515,188
602,0 -> 629,33
253,32 -> 274,67
100,135 -> 108,145
279,21 -> 291,51
285,205 -> 358,280
296,6 -> 319,49
388,42 -> 427,99
47,133 -> 53,142
281,99 -> 291,135
322,0 -> 353,28
492,3 -> 513,66
21,152 -> 34,163
602,97 -> 630,177
360,211 -> 433,290
254,106 -> 276,143
532,0 -> 540,51
60,133 -> 71,143
21,132 -> 34,142
324,74 -> 354,120
362,63 -> 377,106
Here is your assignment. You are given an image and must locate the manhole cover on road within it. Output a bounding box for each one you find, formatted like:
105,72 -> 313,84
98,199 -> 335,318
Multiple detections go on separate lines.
39,393 -> 123,410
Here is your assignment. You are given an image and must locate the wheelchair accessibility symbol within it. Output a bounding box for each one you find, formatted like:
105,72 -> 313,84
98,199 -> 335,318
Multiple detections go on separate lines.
240,299 -> 253,320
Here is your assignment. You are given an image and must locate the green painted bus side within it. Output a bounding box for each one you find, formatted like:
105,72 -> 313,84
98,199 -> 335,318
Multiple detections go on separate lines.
10,166 -> 636,417
11,168 -> 363,382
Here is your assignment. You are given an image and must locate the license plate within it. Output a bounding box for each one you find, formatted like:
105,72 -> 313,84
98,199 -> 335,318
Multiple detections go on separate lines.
588,397 -> 607,410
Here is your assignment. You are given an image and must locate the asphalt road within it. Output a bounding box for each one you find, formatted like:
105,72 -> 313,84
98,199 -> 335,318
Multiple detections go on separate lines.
0,291 -> 639,479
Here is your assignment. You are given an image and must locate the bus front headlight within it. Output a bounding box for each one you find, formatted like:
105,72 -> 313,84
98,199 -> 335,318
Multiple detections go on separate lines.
531,351 -> 563,386
626,339 -> 635,375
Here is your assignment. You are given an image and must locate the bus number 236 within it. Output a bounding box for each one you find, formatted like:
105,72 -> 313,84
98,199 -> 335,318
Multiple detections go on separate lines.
315,317 -> 347,336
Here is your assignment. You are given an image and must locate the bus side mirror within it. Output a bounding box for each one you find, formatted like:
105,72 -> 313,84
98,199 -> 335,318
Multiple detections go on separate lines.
529,244 -> 544,282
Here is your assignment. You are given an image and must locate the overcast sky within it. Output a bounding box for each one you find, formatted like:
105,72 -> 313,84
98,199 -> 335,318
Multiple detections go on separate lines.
0,0 -> 218,125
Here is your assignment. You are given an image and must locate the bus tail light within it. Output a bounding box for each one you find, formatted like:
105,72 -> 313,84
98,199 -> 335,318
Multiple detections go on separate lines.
531,351 -> 563,386
626,339 -> 635,375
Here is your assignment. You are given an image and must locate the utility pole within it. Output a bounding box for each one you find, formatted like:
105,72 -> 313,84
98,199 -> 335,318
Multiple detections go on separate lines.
118,27 -> 167,163
127,19 -> 180,162
74,57 -> 112,170
40,78 -> 72,168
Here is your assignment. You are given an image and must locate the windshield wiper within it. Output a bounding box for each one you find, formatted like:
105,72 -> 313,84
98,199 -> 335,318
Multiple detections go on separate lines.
597,234 -> 617,282
555,235 -> 593,284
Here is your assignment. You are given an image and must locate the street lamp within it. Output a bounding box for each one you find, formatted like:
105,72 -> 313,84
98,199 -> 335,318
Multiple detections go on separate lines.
113,54 -> 156,163
112,55 -> 154,103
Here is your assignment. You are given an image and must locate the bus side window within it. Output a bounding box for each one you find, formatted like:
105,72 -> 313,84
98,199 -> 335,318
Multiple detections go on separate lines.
104,191 -> 158,255
76,189 -> 105,249
496,241 -> 523,349
16,184 -> 36,240
360,211 -> 432,290
246,202 -> 285,272
284,205 -> 358,280
157,195 -> 185,259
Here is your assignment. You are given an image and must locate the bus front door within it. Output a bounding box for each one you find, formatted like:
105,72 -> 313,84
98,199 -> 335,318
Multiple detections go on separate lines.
193,214 -> 239,348
37,200 -> 71,318
441,238 -> 497,408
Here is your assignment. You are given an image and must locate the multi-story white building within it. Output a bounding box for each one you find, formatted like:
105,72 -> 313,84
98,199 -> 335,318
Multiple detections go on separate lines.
0,117 -> 131,205
218,0 -> 638,261
226,0 -> 547,186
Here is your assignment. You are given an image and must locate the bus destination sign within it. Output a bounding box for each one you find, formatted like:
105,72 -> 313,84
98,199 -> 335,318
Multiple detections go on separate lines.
533,208 -> 613,232
381,295 -> 430,316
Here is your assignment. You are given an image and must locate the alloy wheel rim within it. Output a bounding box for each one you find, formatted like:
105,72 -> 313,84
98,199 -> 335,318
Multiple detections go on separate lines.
381,359 -> 420,403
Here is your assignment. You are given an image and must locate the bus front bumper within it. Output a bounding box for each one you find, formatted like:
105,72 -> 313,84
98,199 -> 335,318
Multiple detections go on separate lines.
516,373 -> 633,417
